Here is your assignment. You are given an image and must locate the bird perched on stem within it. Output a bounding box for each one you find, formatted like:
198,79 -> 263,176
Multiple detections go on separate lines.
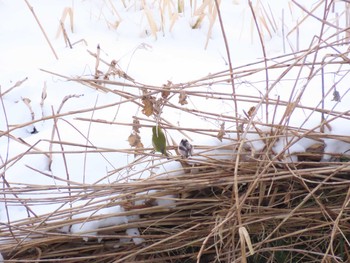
178,139 -> 193,158
152,126 -> 168,156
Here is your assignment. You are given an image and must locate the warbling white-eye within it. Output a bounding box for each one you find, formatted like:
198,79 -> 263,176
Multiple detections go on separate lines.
152,126 -> 168,156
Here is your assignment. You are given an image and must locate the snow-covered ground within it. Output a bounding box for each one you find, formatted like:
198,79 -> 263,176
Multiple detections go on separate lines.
1,0 -> 350,256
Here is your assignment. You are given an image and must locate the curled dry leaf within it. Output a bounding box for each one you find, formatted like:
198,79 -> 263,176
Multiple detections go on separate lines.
332,90 -> 341,102
178,90 -> 188,105
128,134 -> 137,146
114,68 -> 134,81
153,98 -> 164,116
128,132 -> 144,157
247,106 -> 256,117
142,96 -> 154,116
111,59 -> 117,67
161,81 -> 172,99
104,59 -> 134,81
132,117 -> 141,133
217,122 -> 226,141
128,133 -> 143,148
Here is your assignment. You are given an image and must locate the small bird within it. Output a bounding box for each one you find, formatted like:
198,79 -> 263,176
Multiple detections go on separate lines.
152,126 -> 168,156
178,139 -> 193,158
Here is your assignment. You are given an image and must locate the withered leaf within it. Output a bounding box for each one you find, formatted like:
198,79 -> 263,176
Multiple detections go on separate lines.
142,96 -> 154,116
153,98 -> 164,115
247,106 -> 256,117
332,90 -> 341,102
178,90 -> 188,105
110,59 -> 117,67
217,122 -> 226,141
128,133 -> 141,147
132,117 -> 141,133
115,68 -> 134,81
161,81 -> 172,99
128,133 -> 144,157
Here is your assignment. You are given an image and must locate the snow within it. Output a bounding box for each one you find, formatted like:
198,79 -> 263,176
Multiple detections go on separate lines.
68,205 -> 129,242
1,0 -> 350,253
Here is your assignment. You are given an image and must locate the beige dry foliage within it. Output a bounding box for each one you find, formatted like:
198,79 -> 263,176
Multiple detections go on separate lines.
161,81 -> 172,99
128,133 -> 144,150
142,95 -> 154,117
132,117 -> 141,133
178,90 -> 188,105
217,122 -> 226,141
3,1 -> 350,262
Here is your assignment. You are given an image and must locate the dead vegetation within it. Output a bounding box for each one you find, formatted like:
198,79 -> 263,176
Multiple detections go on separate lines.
1,0 -> 350,262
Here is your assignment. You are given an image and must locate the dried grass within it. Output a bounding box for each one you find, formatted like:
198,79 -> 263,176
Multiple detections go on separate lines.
2,149 -> 350,262
2,1 -> 350,262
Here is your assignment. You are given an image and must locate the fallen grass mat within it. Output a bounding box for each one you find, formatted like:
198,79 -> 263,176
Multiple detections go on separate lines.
3,4 -> 350,260
1,155 -> 350,262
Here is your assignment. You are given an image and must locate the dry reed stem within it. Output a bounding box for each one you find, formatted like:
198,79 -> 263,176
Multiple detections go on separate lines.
23,0 -> 58,60
0,77 -> 28,98
142,0 -> 158,39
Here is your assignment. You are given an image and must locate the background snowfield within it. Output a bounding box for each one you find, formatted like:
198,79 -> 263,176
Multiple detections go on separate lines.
1,0 -> 350,258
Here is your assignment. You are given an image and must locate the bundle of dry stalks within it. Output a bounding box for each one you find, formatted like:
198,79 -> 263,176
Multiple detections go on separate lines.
2,45 -> 350,262
2,0 -> 350,262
